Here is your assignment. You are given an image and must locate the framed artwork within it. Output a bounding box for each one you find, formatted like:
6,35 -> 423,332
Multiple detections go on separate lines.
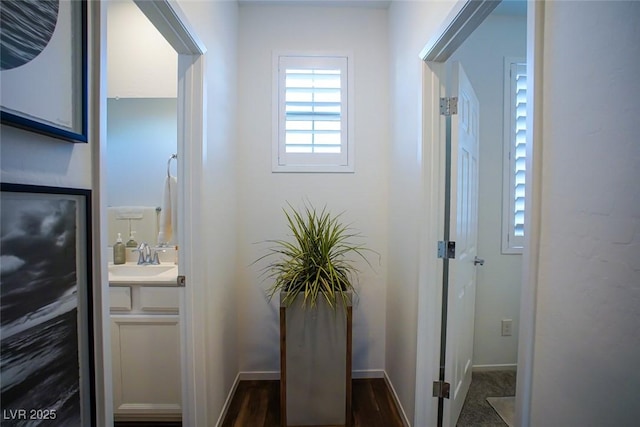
0,0 -> 88,143
0,183 -> 95,425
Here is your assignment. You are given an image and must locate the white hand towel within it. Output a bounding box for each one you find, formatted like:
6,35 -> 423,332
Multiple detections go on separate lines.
157,175 -> 178,245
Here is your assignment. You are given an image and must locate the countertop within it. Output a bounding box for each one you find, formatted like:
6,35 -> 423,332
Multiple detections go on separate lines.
108,262 -> 179,286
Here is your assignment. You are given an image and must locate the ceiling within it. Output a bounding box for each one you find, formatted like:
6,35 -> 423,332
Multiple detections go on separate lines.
237,0 -> 391,8
236,0 -> 526,15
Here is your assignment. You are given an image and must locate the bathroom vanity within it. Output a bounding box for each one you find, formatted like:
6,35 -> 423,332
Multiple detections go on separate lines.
108,260 -> 182,422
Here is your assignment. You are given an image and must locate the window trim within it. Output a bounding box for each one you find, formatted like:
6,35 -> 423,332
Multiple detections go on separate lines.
272,51 -> 355,173
502,57 -> 526,254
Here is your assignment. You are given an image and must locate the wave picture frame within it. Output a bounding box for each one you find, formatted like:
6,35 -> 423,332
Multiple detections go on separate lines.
0,183 -> 95,425
0,0 -> 88,143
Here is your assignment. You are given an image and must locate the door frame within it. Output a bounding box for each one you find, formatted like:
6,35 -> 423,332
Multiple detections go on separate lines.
414,1 -> 545,426
97,1 -> 208,425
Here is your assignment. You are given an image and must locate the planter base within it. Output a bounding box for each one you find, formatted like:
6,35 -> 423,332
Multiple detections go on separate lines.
280,293 -> 352,427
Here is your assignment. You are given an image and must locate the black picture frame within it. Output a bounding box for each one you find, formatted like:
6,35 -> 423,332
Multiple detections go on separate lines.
0,183 -> 95,425
0,0 -> 88,143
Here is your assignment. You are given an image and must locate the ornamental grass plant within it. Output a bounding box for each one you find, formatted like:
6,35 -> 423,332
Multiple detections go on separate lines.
257,202 -> 375,310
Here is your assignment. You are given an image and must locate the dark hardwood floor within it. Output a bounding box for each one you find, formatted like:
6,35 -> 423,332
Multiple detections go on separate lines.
115,423 -> 181,427
221,379 -> 404,427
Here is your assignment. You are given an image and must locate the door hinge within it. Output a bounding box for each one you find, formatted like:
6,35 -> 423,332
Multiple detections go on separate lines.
177,275 -> 186,287
437,241 -> 456,259
433,381 -> 451,399
440,97 -> 458,116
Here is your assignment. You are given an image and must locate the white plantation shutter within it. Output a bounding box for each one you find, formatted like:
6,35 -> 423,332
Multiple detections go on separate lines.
274,54 -> 353,172
503,60 -> 527,253
285,69 -> 342,154
513,63 -> 527,238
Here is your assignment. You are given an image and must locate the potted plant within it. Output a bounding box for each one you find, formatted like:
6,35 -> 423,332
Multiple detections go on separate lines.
257,202 -> 374,427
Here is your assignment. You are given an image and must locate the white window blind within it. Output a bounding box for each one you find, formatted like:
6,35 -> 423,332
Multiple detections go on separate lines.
513,63 -> 527,237
273,54 -> 353,173
503,59 -> 527,253
285,69 -> 342,154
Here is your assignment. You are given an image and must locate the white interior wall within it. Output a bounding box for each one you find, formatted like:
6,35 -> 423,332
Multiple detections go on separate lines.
176,1 -> 240,423
386,1 -> 457,424
107,0 -> 177,98
0,126 -> 93,188
0,2 -> 109,424
236,4 -> 390,375
531,2 -> 640,425
448,14 -> 526,368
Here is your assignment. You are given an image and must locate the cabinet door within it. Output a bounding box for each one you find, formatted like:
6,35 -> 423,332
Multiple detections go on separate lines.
111,315 -> 181,420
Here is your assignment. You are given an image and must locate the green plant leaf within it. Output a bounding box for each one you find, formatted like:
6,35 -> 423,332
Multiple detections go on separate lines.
255,201 -> 378,311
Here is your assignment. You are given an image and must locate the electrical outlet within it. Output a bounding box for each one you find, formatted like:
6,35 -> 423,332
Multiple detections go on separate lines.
501,319 -> 513,336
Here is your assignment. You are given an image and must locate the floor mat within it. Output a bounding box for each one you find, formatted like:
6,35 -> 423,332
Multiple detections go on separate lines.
486,396 -> 515,427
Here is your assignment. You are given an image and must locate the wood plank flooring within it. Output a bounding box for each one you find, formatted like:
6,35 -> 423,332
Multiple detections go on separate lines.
114,423 -> 181,427
221,379 -> 404,427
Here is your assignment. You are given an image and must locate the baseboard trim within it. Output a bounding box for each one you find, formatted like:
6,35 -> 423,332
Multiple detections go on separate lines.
353,369 -> 385,379
472,363 -> 518,372
114,414 -> 182,422
383,372 -> 412,427
238,370 -> 280,381
214,372 -> 241,427
234,369 -> 385,381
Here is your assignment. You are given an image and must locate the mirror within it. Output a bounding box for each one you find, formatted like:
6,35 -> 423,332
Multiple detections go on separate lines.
106,0 -> 178,249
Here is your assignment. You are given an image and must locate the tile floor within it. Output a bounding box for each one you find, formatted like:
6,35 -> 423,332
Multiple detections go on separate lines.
456,370 -> 517,427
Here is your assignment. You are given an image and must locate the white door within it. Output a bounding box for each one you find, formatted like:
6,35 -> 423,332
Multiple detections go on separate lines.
442,61 -> 480,427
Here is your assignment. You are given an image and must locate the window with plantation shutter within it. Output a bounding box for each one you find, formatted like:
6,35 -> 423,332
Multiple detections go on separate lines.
502,59 -> 527,253
273,53 -> 354,172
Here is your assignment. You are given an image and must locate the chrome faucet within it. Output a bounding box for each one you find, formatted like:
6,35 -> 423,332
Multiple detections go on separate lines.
134,242 -> 160,265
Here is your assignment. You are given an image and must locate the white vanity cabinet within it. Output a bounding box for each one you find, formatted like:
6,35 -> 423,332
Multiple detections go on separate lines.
109,284 -> 181,422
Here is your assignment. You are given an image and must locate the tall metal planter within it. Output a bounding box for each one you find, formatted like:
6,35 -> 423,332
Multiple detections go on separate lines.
280,292 -> 352,427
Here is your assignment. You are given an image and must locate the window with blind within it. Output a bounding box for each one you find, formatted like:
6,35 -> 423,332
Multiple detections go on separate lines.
273,53 -> 354,172
502,59 -> 527,253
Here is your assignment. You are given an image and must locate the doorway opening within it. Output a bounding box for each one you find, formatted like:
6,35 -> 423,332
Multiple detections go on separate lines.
106,0 -> 180,423
416,0 -> 537,426
100,0 -> 206,425
445,5 -> 526,427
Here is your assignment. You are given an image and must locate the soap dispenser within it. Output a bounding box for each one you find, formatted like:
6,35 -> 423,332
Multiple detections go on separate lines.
125,231 -> 138,248
113,233 -> 126,265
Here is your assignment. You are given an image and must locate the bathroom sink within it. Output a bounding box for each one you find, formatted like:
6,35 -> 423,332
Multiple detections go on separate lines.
108,263 -> 178,284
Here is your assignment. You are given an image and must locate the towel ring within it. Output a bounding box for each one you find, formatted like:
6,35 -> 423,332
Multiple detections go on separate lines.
167,153 -> 177,177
